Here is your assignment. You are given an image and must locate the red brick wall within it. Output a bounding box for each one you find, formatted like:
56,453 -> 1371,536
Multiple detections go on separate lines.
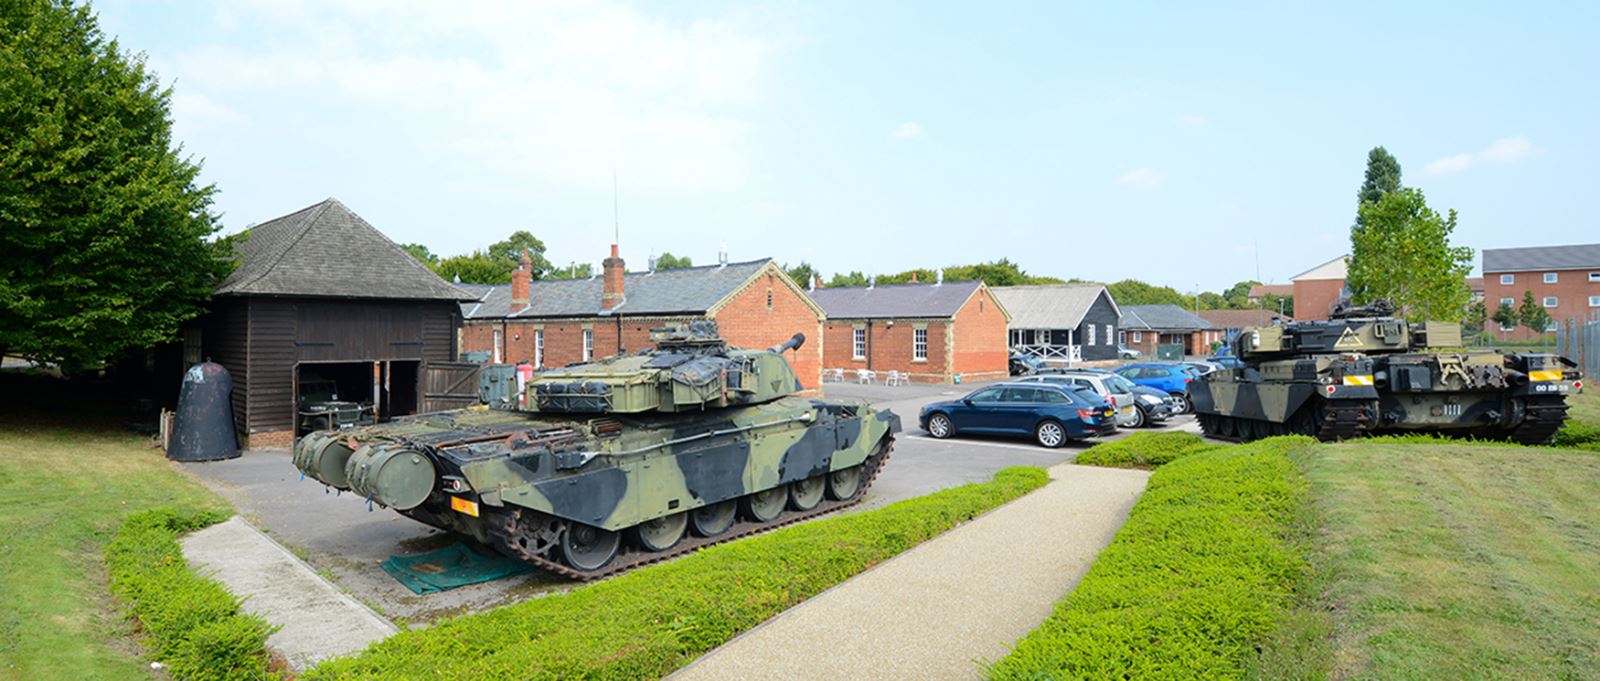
1293,279 -> 1345,321
821,319 -> 950,383
1484,269 -> 1600,339
713,270 -> 824,395
950,287 -> 1009,381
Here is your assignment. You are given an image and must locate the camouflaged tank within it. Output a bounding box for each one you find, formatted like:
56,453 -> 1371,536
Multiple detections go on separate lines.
293,322 -> 900,578
1191,300 -> 1582,444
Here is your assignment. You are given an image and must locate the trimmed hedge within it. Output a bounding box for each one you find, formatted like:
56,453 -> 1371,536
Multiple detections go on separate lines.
1073,431 -> 1222,469
105,509 -> 279,681
987,437 -> 1313,680
307,466 -> 1050,680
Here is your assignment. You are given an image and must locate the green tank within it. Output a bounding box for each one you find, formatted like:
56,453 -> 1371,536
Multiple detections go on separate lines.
293,322 -> 900,578
1191,300 -> 1582,444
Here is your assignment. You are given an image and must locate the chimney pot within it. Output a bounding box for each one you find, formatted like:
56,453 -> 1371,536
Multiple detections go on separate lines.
602,244 -> 626,310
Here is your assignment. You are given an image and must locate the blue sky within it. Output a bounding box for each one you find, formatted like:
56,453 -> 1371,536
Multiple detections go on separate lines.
96,1 -> 1597,291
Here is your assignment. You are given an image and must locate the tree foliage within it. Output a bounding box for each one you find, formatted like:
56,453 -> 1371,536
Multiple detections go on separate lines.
827,271 -> 869,287
1107,279 -> 1191,307
1463,300 -> 1488,342
1518,291 -> 1552,334
546,263 -> 593,280
654,252 -> 693,270
1492,301 -> 1520,334
0,0 -> 233,367
399,243 -> 437,267
783,261 -> 818,289
1357,147 -> 1402,208
1347,187 -> 1473,321
427,230 -> 553,284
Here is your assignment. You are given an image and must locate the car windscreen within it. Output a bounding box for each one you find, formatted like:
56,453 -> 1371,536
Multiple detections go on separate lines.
1105,375 -> 1137,393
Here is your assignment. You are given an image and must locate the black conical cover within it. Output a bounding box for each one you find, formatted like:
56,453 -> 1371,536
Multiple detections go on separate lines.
169,362 -> 240,462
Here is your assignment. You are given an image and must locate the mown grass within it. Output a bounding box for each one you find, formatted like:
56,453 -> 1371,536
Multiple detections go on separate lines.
1569,387 -> 1599,424
307,466 -> 1049,680
986,437 -> 1314,680
1264,441 -> 1600,679
0,373 -> 233,681
1072,430 -> 1223,468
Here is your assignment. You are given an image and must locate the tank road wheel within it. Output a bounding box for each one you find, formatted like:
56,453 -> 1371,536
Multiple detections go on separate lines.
689,500 -> 737,537
788,474 -> 827,511
742,486 -> 787,522
1035,420 -> 1067,449
826,465 -> 864,501
926,413 -> 954,439
560,523 -> 622,572
632,512 -> 688,552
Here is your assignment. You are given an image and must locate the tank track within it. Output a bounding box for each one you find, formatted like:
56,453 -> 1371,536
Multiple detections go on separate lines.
1507,395 -> 1570,445
1316,400 -> 1374,441
489,437 -> 896,581
1198,399 -> 1375,443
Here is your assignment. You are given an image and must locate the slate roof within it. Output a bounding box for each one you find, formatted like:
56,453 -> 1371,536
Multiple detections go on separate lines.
461,259 -> 776,319
807,280 -> 984,319
1197,309 -> 1282,330
1121,304 -> 1215,331
992,284 -> 1117,330
1482,243 -> 1600,273
214,198 -> 474,301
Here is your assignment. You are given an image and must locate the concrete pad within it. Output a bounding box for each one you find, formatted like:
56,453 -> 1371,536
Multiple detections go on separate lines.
181,517 -> 399,670
670,462 -> 1151,681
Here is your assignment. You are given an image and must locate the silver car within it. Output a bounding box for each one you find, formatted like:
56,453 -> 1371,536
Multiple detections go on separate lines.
1016,372 -> 1144,428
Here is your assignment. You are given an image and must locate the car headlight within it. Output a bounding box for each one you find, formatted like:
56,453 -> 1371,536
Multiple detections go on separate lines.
1138,394 -> 1162,405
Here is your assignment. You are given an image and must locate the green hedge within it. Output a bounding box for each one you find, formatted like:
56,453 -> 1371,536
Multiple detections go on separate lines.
105,509 -> 279,681
987,437 -> 1313,680
308,466 -> 1050,680
1073,431 -> 1222,468
1553,419 -> 1600,451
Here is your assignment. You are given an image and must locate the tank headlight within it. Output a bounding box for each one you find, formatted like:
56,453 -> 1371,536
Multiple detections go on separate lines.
1250,331 -> 1261,348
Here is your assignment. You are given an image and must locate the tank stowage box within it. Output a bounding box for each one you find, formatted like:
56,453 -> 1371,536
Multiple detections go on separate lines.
294,322 -> 900,578
1190,300 -> 1582,444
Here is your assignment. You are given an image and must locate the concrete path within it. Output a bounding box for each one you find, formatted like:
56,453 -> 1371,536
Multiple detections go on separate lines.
670,462 -> 1151,681
181,517 -> 399,670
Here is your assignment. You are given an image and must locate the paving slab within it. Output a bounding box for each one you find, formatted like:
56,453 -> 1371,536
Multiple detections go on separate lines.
181,517 -> 399,670
669,462 -> 1151,681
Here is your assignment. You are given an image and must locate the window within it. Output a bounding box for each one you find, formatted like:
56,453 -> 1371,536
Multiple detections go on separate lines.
1105,324 -> 1112,345
852,328 -> 866,359
1500,320 -> 1516,332
1590,272 -> 1600,283
766,289 -> 773,309
1132,331 -> 1143,343
582,329 -> 594,361
913,327 -> 927,361
182,328 -> 202,365
1500,297 -> 1515,308
493,329 -> 503,364
969,387 -> 1003,402
1500,274 -> 1514,285
1087,324 -> 1096,346
1544,272 -> 1559,284
1043,390 -> 1072,404
534,330 -> 544,368
1590,296 -> 1600,307
1118,330 -> 1126,344
1002,387 -> 1041,403
1543,296 -> 1558,308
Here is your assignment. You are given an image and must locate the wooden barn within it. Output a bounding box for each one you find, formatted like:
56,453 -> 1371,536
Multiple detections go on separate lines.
183,198 -> 474,448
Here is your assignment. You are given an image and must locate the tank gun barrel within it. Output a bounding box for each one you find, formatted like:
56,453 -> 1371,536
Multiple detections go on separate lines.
770,332 -> 806,354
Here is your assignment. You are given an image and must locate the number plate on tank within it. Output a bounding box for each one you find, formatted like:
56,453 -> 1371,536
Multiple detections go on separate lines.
451,496 -> 480,517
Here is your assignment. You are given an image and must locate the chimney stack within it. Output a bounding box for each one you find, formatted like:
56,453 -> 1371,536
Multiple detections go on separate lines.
910,272 -> 919,283
811,274 -> 820,291
601,244 -> 626,310
510,250 -> 532,313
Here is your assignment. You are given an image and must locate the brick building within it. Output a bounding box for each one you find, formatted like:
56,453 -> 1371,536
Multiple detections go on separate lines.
1482,243 -> 1600,339
1120,305 -> 1220,357
992,284 -> 1122,363
807,279 -> 1011,383
1197,308 -> 1284,345
459,249 -> 826,394
1291,255 -> 1349,321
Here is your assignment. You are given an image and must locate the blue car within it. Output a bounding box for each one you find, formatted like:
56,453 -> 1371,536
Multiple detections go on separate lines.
919,382 -> 1117,448
1114,363 -> 1198,413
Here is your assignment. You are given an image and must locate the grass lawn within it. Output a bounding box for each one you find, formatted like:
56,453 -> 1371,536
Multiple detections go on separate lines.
1567,387 -> 1599,424
1267,441 -> 1600,679
0,374 -> 229,681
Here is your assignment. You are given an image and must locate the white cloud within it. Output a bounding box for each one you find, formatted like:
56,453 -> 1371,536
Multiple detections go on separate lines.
1116,167 -> 1167,189
1177,114 -> 1207,128
1422,136 -> 1536,176
890,122 -> 925,140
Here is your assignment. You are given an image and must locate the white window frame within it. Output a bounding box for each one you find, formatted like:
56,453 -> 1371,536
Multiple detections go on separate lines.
1499,297 -> 1515,307
1104,324 -> 1112,345
1590,271 -> 1600,283
852,328 -> 867,360
1543,296 -> 1558,308
582,329 -> 594,361
1589,296 -> 1600,308
1087,323 -> 1096,346
1132,331 -> 1143,344
1500,274 -> 1514,285
493,329 -> 503,364
1544,272 -> 1558,284
1500,320 -> 1516,332
913,327 -> 927,361
535,330 -> 544,368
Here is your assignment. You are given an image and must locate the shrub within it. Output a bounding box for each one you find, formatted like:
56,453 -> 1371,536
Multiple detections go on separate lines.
307,466 -> 1050,680
1553,419 -> 1600,450
105,508 -> 278,680
986,437 -> 1313,680
1074,431 -> 1221,468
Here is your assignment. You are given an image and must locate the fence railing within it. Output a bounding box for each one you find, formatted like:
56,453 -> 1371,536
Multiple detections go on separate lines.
1557,312 -> 1600,378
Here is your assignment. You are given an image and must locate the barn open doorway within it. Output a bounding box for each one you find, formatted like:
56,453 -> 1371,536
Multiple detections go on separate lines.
293,361 -> 421,435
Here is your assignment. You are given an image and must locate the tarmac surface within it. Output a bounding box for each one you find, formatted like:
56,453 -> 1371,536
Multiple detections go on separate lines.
669,461 -> 1152,681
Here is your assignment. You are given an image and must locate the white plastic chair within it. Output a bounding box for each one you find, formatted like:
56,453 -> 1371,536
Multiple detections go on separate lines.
829,368 -> 845,383
886,370 -> 905,386
856,369 -> 875,384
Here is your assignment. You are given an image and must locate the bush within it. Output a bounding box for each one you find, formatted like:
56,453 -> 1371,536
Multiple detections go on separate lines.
1074,431 -> 1221,468
307,466 -> 1050,680
986,437 -> 1313,680
105,508 -> 278,680
1553,420 -> 1600,450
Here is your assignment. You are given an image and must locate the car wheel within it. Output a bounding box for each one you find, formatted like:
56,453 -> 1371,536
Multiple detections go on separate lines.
1168,394 -> 1190,414
1128,406 -> 1146,429
926,413 -> 953,439
311,416 -> 331,432
1034,420 -> 1067,448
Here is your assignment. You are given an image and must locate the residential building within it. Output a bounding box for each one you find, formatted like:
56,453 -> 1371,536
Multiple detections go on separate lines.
1482,243 -> 1600,339
1120,305 -> 1220,357
460,249 -> 826,394
991,284 -> 1122,363
807,279 -> 1010,383
1291,255 -> 1349,321
1246,283 -> 1292,305
1197,309 -> 1284,345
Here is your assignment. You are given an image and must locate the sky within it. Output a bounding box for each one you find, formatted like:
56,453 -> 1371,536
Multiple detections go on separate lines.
95,1 -> 1599,292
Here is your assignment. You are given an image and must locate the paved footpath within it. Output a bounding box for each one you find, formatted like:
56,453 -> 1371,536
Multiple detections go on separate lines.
182,517 -> 398,670
669,462 -> 1151,681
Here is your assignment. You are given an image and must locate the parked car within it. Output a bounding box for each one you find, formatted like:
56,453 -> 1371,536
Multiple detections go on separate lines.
1210,355 -> 1245,370
1118,345 -> 1142,360
1043,369 -> 1177,426
920,382 -> 1117,448
1183,360 -> 1222,377
296,379 -> 375,435
1009,352 -> 1066,376
1016,372 -> 1143,428
1114,363 -> 1196,413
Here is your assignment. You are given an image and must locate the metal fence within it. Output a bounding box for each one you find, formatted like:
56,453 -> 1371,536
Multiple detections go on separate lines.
1557,312 -> 1600,377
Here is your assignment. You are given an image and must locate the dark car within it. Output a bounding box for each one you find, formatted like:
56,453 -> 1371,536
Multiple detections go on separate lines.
1114,363 -> 1198,413
297,379 -> 375,435
1061,368 -> 1176,426
1009,353 -> 1044,376
919,383 -> 1117,448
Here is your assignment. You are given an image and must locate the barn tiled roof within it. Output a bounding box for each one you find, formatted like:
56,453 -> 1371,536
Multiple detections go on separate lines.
1482,243 -> 1600,273
214,198 -> 475,300
461,259 -> 775,319
807,280 -> 984,319
1121,304 -> 1215,331
992,284 -> 1117,330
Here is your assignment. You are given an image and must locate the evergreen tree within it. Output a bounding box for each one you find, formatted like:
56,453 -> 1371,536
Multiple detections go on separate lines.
1518,291 -> 1552,334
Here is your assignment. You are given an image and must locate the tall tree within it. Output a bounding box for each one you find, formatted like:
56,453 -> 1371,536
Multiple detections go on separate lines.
1463,300 -> 1488,342
1349,147 -> 1404,303
1518,291 -> 1552,334
1106,279 -> 1192,307
1492,300 -> 1520,335
487,231 -> 551,279
783,261 -> 818,289
435,252 -> 511,285
654,252 -> 693,270
0,0 -> 233,368
1346,187 -> 1473,320
827,271 -> 869,287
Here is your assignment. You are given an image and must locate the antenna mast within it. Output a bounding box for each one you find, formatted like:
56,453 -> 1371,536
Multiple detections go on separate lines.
613,169 -> 620,247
